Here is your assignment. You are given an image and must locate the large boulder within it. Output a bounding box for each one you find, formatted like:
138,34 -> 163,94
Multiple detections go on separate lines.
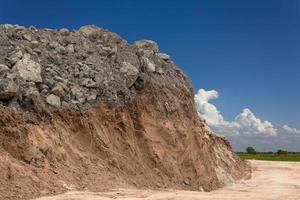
12,54 -> 42,83
120,62 -> 139,87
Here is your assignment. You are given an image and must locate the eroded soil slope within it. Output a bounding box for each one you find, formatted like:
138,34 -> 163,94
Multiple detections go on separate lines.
0,25 -> 249,200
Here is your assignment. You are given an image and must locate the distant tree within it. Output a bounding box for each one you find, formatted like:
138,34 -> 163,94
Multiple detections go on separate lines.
246,146 -> 256,154
277,149 -> 288,155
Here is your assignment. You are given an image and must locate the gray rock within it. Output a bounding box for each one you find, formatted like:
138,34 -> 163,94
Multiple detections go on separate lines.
56,46 -> 66,54
0,24 -> 187,117
51,85 -> 65,97
80,78 -> 97,88
66,44 -> 74,53
142,57 -> 155,72
31,41 -> 39,48
134,40 -> 159,52
0,64 -> 10,73
23,33 -> 32,41
86,94 -> 97,102
43,78 -> 55,88
0,77 -> 19,100
46,94 -> 61,107
53,75 -> 64,82
59,28 -> 70,36
156,68 -> 164,75
49,41 -> 60,49
71,86 -> 83,100
12,54 -> 42,82
22,84 -> 50,116
9,51 -> 23,66
78,25 -> 101,38
158,53 -> 170,61
120,62 -> 139,87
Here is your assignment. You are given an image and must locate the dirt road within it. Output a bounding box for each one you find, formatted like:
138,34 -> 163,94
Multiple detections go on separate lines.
35,160 -> 300,200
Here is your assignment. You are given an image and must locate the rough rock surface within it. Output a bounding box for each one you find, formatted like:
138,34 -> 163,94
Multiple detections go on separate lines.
0,24 -> 249,200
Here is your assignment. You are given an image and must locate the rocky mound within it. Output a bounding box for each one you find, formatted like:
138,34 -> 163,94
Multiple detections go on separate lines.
0,24 -> 249,200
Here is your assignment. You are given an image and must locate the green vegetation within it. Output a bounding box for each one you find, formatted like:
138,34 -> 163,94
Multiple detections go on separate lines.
237,147 -> 300,161
238,152 -> 300,162
246,146 -> 256,154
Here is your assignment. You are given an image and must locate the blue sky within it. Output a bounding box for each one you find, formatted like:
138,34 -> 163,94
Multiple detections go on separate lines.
0,0 -> 299,151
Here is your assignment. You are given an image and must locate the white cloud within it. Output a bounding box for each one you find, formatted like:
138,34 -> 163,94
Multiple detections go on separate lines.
235,108 -> 277,136
194,89 -> 240,136
283,125 -> 300,135
195,89 -> 277,137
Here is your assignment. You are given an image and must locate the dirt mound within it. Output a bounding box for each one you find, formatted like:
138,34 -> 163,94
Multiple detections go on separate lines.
0,25 -> 249,200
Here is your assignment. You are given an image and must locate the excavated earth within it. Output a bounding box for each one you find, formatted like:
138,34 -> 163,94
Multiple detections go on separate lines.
0,24 -> 249,200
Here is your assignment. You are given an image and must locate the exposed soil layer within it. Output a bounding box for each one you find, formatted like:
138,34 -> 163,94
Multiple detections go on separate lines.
0,82 -> 248,199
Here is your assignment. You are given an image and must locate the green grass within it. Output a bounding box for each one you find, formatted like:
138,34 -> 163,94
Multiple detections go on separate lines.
238,153 -> 300,162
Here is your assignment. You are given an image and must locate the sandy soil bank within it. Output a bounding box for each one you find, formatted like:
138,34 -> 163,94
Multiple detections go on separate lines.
35,160 -> 300,200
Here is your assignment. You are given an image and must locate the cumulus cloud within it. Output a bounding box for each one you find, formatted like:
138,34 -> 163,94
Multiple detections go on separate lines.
282,125 -> 300,135
195,89 -> 240,136
195,89 -> 277,137
235,108 -> 277,136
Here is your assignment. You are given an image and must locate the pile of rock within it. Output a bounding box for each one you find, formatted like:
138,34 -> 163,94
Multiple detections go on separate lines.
0,24 -> 183,117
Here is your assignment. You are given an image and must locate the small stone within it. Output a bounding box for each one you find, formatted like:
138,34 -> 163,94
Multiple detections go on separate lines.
158,53 -> 170,61
71,87 -> 83,99
53,75 -> 64,82
23,34 -> 32,41
59,28 -> 70,36
66,44 -> 74,53
0,64 -> 10,73
46,94 -> 61,107
9,51 -> 23,66
43,78 -> 55,88
78,25 -> 101,38
0,78 -> 19,100
49,41 -> 60,49
156,68 -> 164,75
87,94 -> 97,102
51,85 -> 65,97
56,46 -> 66,54
183,179 -> 190,185
134,40 -> 159,52
80,78 -> 97,88
31,41 -> 39,48
33,48 -> 42,54
142,57 -> 155,72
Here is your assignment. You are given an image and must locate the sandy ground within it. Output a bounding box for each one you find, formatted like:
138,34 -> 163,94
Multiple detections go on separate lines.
35,160 -> 300,200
